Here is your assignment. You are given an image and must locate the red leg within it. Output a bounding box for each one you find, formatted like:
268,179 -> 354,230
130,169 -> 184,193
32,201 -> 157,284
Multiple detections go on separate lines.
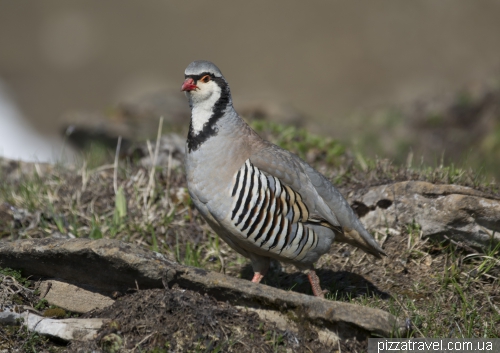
251,272 -> 266,283
250,256 -> 270,283
307,270 -> 326,298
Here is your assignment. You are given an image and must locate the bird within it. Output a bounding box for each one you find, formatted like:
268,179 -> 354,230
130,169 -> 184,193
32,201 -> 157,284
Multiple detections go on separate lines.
181,60 -> 386,298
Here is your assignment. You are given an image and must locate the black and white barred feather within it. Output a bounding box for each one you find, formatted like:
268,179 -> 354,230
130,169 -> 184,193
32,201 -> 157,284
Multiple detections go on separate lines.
228,159 -> 336,261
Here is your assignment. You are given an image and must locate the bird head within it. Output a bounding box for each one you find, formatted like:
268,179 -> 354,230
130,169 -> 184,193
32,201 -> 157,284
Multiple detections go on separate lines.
182,61 -> 233,150
181,60 -> 230,107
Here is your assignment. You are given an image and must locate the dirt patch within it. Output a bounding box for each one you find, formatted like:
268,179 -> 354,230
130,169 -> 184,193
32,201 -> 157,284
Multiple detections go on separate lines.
70,287 -> 360,353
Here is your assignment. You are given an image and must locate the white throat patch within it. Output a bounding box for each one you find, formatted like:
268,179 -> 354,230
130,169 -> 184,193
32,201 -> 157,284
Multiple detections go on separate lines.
190,81 -> 222,135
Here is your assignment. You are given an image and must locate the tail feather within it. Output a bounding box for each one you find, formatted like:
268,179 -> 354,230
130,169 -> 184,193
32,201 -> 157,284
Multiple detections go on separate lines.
321,222 -> 386,258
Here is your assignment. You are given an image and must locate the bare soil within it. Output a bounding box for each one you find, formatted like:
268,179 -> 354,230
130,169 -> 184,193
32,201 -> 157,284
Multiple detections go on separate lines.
70,287 -> 366,353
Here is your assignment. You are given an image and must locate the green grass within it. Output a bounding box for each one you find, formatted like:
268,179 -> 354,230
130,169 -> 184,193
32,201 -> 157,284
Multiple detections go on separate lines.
0,267 -> 69,352
250,120 -> 346,166
348,235 -> 500,339
1,120 -> 499,351
0,267 -> 30,287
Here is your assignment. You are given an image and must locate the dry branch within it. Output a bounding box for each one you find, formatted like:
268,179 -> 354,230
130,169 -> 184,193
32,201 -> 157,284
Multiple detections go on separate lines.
0,309 -> 106,341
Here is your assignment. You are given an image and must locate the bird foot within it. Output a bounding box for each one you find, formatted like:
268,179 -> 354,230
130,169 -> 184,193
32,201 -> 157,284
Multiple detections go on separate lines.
251,272 -> 265,283
307,270 -> 326,298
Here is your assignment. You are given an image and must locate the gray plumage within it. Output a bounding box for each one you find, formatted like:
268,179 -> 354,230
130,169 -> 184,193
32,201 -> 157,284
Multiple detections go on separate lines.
181,60 -> 385,297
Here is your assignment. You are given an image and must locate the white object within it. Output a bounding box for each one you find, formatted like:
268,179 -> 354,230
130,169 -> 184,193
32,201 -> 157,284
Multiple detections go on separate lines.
0,80 -> 76,163
0,309 -> 104,341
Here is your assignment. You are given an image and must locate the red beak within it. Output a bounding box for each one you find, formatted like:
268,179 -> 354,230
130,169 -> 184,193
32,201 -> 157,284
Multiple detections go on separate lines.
181,78 -> 198,92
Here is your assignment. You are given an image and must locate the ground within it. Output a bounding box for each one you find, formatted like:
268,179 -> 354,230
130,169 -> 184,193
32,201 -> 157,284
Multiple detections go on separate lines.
0,121 -> 499,352
71,287 -> 366,353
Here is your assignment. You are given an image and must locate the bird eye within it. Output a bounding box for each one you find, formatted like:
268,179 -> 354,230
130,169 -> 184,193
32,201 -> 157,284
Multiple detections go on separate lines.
201,75 -> 210,83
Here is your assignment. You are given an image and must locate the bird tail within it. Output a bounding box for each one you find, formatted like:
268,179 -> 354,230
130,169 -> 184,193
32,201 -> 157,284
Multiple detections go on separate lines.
321,222 -> 386,259
308,214 -> 386,258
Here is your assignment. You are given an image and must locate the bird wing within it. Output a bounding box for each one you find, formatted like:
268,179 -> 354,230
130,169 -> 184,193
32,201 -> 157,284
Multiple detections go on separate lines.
250,143 -> 386,258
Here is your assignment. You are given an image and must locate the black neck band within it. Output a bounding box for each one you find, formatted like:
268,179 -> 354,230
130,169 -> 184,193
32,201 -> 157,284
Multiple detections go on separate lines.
187,74 -> 230,152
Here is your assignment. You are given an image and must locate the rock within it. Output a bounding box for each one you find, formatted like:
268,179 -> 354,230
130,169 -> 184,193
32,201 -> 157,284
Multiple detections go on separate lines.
349,181 -> 500,250
39,280 -> 115,314
0,238 -> 405,340
0,238 -> 176,294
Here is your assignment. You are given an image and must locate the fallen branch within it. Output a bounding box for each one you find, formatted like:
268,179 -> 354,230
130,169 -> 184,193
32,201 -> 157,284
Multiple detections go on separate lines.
0,309 -> 106,341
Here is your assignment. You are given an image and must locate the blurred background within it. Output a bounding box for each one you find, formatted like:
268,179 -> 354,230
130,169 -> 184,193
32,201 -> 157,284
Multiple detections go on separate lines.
1,1 -> 500,176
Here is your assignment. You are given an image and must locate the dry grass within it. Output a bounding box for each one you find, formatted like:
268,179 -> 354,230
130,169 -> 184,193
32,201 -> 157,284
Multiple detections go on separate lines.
0,122 -> 499,351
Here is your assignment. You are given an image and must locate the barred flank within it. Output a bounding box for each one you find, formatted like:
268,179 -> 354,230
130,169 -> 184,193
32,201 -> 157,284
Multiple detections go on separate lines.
230,159 -> 318,259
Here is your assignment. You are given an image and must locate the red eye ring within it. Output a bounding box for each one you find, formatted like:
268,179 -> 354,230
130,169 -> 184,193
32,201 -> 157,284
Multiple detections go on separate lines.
201,75 -> 210,83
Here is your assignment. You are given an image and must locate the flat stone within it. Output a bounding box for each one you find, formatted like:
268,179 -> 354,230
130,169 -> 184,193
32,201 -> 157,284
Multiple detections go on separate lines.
349,181 -> 500,250
39,280 -> 115,314
0,238 -> 405,340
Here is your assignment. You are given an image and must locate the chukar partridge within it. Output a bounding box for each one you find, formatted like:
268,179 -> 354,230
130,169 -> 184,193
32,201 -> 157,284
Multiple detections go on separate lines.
181,60 -> 385,298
